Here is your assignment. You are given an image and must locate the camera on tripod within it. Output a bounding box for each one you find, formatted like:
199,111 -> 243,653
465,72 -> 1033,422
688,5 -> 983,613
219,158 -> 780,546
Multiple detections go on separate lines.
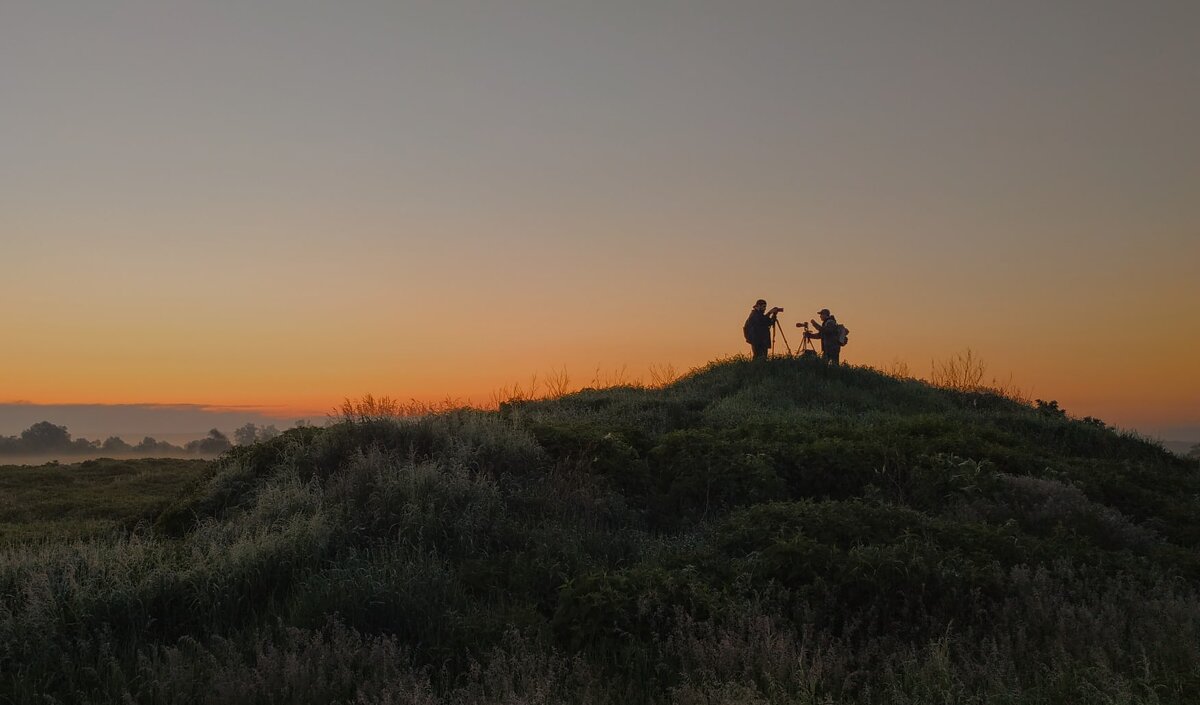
796,321 -> 810,330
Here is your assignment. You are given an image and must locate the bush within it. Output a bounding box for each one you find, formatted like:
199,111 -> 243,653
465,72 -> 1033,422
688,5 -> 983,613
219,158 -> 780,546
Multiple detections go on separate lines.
553,566 -> 718,653
646,430 -> 788,523
527,422 -> 651,499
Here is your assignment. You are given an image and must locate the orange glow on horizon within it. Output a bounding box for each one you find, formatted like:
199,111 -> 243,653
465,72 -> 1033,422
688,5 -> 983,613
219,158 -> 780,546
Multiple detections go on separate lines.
2,3 -> 1197,439
7,332 -> 1197,437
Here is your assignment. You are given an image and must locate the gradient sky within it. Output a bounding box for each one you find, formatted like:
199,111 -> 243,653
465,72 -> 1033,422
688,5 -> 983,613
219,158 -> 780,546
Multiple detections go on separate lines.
2,1 -> 1198,440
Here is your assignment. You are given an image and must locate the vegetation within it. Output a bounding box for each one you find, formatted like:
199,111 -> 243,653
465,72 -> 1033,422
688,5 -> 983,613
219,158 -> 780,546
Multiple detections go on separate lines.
1,357 -> 1198,703
0,422 -> 286,462
0,421 -> 238,458
0,458 -> 210,542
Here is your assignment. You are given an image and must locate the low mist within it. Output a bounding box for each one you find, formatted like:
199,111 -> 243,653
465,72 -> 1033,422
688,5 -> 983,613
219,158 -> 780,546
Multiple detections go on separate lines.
0,421 -> 301,466
0,451 -> 222,467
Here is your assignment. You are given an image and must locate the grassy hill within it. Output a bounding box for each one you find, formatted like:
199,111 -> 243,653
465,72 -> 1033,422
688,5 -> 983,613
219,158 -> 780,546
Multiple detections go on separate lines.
2,358 -> 1198,704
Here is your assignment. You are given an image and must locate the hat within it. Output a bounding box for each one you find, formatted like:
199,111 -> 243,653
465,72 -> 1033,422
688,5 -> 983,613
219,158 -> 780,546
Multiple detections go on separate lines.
817,308 -> 830,316
755,299 -> 767,307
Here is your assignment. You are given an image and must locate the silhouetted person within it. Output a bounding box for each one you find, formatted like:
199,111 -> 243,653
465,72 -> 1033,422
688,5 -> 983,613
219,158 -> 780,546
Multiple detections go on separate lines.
803,308 -> 842,364
744,299 -> 782,360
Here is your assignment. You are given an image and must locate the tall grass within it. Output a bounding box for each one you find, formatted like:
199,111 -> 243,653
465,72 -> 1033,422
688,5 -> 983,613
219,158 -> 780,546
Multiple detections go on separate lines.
922,348 -> 1028,403
1,358 -> 1197,703
929,348 -> 988,391
337,394 -> 469,421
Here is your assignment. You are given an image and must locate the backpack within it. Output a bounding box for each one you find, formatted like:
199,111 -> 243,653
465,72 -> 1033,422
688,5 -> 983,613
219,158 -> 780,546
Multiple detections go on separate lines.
836,323 -> 849,346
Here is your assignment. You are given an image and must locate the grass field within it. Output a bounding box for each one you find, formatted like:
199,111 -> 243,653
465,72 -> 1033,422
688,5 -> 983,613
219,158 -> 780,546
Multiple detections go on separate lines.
0,457 -> 210,542
2,358 -> 1198,703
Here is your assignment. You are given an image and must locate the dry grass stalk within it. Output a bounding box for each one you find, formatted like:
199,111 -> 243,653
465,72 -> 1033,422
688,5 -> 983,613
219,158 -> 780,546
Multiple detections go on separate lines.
926,349 -> 1031,403
336,394 -> 466,422
880,358 -> 912,379
929,348 -> 988,392
648,363 -> 679,388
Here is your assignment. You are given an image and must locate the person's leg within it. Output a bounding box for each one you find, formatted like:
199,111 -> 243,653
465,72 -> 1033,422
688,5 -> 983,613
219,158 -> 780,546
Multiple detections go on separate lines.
752,342 -> 768,360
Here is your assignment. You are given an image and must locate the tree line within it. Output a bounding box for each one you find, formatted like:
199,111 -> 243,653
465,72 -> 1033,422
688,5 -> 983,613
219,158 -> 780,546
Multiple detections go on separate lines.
0,421 -> 283,457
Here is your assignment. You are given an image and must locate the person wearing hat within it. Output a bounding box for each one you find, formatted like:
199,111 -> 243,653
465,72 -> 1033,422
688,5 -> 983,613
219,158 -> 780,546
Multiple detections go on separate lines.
743,299 -> 782,360
803,308 -> 842,364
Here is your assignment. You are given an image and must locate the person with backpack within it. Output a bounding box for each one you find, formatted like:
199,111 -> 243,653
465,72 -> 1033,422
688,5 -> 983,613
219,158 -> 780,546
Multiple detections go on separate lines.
744,299 -> 782,360
801,308 -> 846,364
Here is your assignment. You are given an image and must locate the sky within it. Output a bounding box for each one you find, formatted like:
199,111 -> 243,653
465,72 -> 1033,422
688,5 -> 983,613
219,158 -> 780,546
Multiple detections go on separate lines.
2,1 -> 1198,442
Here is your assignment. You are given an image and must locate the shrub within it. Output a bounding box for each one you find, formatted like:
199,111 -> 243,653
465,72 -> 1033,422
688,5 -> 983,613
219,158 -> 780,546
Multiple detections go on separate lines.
323,448 -> 503,556
553,566 -> 718,653
527,422 -> 651,499
647,430 -> 788,523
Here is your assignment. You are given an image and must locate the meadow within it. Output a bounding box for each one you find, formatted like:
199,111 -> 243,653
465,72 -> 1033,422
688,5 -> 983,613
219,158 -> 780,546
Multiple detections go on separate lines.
0,458 -> 210,543
1,357 -> 1198,704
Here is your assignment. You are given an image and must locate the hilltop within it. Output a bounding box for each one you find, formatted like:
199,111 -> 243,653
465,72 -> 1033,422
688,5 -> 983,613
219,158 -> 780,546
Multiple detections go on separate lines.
2,358 -> 1198,704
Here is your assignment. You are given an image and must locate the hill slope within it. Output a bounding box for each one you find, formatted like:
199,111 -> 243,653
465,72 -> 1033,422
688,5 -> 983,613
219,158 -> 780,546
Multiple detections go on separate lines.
2,358 -> 1198,704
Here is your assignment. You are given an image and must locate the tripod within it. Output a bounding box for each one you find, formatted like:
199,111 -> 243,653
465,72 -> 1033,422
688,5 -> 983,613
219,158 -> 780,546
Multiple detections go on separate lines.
771,319 -> 793,356
797,327 -> 817,356
775,321 -> 817,358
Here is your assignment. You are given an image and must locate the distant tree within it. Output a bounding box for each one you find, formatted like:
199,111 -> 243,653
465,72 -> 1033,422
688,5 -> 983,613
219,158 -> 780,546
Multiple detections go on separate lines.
233,423 -> 260,446
0,436 -> 20,454
186,429 -> 231,455
135,436 -> 182,454
1189,443 -> 1200,460
70,438 -> 100,452
232,423 -> 280,446
20,421 -> 72,452
102,436 -> 133,453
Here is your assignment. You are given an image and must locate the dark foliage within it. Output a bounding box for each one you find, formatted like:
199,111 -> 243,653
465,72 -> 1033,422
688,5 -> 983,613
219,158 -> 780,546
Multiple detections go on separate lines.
3,359 -> 1199,704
